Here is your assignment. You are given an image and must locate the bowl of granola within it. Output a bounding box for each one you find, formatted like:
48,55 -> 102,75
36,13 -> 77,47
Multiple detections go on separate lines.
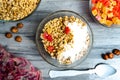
0,0 -> 41,21
36,10 -> 93,68
90,0 -> 120,27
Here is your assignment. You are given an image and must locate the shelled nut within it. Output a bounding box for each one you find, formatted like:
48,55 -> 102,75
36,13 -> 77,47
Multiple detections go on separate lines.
101,54 -> 109,60
17,23 -> 24,28
5,32 -> 12,38
107,52 -> 114,59
112,49 -> 120,55
11,27 -> 19,33
15,36 -> 22,42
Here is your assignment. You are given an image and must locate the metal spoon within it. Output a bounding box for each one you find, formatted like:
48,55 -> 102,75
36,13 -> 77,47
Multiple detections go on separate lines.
49,63 -> 116,78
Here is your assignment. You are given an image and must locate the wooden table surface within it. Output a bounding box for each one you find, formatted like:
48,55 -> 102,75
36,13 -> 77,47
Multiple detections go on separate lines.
0,0 -> 120,80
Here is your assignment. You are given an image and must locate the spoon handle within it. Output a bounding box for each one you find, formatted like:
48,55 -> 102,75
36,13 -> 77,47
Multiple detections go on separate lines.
49,69 -> 95,78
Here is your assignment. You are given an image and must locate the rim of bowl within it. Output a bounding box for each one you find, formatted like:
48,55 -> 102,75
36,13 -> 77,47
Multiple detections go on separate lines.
36,10 -> 93,68
0,0 -> 41,22
89,0 -> 120,28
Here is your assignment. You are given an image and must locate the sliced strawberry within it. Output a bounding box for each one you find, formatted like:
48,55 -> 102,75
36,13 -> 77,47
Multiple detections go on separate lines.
64,26 -> 70,34
47,46 -> 54,52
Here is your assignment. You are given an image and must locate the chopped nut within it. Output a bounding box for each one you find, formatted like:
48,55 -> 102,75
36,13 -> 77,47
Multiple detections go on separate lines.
15,36 -> 22,42
5,32 -> 13,38
11,27 -> 19,33
107,52 -> 114,59
101,54 -> 109,60
17,23 -> 24,28
112,49 -> 120,55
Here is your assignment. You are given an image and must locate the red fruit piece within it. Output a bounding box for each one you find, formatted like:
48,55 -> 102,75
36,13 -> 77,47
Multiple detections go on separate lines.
43,32 -> 49,39
47,46 -> 54,52
92,0 -> 97,4
47,35 -> 53,42
43,32 -> 53,42
64,26 -> 70,34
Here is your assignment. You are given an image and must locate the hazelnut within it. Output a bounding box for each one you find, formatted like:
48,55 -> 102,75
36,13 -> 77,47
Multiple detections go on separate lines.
112,49 -> 120,55
101,54 -> 109,60
5,32 -> 12,38
11,27 -> 18,33
15,36 -> 22,42
17,23 -> 24,28
107,52 -> 114,59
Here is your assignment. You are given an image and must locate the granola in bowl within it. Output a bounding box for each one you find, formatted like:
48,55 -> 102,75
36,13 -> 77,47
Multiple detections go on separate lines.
40,16 -> 90,64
36,10 -> 93,68
0,0 -> 40,21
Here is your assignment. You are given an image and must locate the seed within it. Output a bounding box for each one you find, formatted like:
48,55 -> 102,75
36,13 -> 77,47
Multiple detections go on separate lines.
17,23 -> 24,28
15,36 -> 22,42
101,54 -> 109,60
5,32 -> 12,38
11,27 -> 18,33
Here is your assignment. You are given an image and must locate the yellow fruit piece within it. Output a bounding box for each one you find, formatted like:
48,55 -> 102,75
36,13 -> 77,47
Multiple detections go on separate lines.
92,10 -> 97,16
99,19 -> 106,24
102,7 -> 108,14
101,13 -> 107,19
112,1 -> 116,6
112,17 -> 118,24
107,13 -> 113,18
106,20 -> 113,26
95,2 -> 102,8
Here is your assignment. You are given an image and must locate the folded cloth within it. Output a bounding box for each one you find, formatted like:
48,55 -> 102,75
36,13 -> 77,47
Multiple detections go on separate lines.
0,45 -> 43,80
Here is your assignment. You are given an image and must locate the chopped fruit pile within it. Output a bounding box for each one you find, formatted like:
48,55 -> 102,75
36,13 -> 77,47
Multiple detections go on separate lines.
91,0 -> 120,27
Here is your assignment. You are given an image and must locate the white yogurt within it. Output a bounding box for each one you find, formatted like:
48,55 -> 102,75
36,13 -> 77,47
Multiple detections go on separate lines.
58,22 -> 89,63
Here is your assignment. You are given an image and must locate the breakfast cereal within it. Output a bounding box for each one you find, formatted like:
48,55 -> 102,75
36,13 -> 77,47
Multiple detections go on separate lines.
40,16 -> 90,64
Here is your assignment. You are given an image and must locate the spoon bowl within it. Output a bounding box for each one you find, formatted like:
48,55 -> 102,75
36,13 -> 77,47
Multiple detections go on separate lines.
49,63 -> 116,78
95,64 -> 117,77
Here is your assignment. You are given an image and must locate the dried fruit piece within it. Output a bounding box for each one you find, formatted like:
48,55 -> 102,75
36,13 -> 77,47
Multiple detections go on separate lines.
17,23 -> 24,28
112,49 -> 120,55
64,26 -> 70,34
5,32 -> 12,38
91,0 -> 120,27
107,52 -> 114,59
15,36 -> 22,42
43,32 -> 53,42
101,54 -> 109,60
47,46 -> 54,52
11,27 -> 19,33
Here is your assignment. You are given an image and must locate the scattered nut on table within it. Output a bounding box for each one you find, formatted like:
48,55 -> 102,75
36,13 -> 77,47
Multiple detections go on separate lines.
11,27 -> 19,33
102,54 -> 109,60
17,23 -> 24,28
112,49 -> 120,55
15,36 -> 22,42
5,32 -> 13,38
101,49 -> 120,60
107,52 -> 114,59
